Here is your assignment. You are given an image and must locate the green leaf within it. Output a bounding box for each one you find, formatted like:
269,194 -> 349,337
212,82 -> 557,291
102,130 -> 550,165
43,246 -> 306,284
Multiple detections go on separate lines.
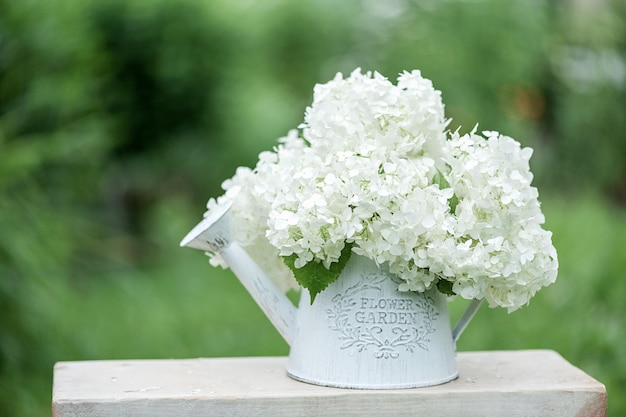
432,169 -> 450,189
433,169 -> 459,214
436,279 -> 456,296
449,194 -> 459,214
283,243 -> 353,304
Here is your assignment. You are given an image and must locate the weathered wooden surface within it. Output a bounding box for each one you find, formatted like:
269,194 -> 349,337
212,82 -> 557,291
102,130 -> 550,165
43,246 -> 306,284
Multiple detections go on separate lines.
52,350 -> 607,417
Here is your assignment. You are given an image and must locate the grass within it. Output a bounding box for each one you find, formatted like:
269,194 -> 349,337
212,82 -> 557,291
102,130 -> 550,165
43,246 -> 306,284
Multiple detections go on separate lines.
3,192 -> 624,416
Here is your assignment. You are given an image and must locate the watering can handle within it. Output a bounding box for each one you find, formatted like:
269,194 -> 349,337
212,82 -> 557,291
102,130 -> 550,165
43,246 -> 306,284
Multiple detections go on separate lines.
451,298 -> 483,343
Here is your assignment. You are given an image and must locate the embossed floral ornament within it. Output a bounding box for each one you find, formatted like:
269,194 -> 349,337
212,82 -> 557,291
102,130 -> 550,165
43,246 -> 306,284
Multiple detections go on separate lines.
205,69 -> 558,312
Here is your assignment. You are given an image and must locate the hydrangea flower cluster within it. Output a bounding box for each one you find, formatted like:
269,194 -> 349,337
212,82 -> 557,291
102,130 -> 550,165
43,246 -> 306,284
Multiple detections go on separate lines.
205,69 -> 558,312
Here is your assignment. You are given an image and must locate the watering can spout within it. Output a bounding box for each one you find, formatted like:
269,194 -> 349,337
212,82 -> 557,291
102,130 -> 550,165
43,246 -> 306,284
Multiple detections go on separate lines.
180,202 -> 297,345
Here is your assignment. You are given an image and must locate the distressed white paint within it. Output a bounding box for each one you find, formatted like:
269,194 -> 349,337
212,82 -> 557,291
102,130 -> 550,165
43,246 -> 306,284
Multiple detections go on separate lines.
52,350 -> 607,417
287,254 -> 457,388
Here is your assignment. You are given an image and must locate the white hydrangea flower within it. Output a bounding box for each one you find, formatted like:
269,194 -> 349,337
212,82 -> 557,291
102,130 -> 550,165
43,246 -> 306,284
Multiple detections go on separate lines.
301,69 -> 449,160
263,70 -> 451,274
429,129 -> 559,311
203,69 -> 558,312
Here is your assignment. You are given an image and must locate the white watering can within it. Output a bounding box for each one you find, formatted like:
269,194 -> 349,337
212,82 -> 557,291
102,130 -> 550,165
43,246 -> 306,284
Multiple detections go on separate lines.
181,202 -> 482,389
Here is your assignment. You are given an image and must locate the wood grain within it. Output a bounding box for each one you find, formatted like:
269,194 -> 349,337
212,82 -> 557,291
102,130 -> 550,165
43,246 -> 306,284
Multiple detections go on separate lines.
52,350 -> 607,417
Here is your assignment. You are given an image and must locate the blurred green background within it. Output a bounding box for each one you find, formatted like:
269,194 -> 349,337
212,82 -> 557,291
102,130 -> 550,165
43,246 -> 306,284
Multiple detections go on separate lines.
1,0 -> 625,415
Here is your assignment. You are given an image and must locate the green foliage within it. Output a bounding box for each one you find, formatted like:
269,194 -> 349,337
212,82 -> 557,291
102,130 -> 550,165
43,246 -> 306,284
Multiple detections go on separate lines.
436,279 -> 456,297
545,0 -> 626,198
433,169 -> 459,214
283,243 -> 353,304
0,0 -> 624,416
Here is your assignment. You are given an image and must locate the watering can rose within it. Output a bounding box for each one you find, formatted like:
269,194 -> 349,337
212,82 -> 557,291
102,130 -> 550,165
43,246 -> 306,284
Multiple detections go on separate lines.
205,69 -> 558,312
